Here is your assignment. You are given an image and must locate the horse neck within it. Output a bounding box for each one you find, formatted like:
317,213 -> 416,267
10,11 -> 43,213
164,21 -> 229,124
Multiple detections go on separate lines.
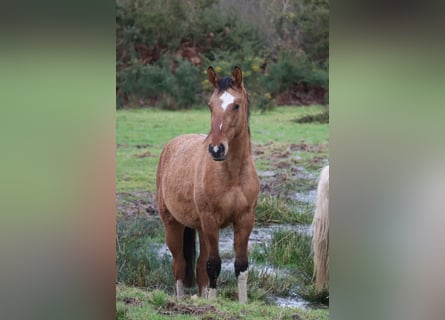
223,127 -> 252,175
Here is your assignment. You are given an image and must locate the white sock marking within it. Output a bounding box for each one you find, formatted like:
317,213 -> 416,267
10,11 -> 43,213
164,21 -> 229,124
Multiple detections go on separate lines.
208,288 -> 217,300
176,280 -> 184,298
238,270 -> 248,304
220,91 -> 234,111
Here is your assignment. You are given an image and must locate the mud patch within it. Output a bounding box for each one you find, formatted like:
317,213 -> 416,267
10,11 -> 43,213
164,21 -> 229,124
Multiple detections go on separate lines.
135,150 -> 154,158
288,143 -> 328,154
117,191 -> 157,217
119,297 -> 142,307
254,142 -> 328,200
158,301 -> 233,319
117,143 -> 152,149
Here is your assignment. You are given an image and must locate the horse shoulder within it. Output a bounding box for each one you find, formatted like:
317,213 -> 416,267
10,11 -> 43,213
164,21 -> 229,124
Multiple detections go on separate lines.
240,162 -> 260,204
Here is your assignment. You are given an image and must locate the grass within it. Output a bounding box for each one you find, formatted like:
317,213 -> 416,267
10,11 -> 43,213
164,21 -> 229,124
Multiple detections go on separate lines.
292,109 -> 329,124
116,105 -> 329,316
116,214 -> 170,287
255,196 -> 313,224
117,284 -> 329,320
250,230 -> 329,304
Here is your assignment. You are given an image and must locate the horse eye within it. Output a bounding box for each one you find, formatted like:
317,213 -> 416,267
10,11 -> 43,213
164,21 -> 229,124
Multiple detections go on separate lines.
234,104 -> 240,110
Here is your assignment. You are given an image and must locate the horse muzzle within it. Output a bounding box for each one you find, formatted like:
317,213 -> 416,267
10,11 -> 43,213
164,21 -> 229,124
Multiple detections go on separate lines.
208,143 -> 226,161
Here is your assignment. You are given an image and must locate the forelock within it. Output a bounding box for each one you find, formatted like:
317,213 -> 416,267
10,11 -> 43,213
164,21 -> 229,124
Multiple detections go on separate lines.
217,76 -> 233,92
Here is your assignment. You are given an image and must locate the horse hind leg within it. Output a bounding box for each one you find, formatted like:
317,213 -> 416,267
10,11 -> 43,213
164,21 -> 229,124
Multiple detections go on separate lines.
161,214 -> 195,298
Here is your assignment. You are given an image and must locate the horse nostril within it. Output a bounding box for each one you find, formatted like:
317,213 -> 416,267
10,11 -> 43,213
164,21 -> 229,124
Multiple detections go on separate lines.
218,144 -> 225,155
209,144 -> 220,154
208,143 -> 225,160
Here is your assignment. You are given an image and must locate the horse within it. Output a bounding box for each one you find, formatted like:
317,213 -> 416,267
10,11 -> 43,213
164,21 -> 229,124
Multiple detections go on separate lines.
156,66 -> 259,304
312,165 -> 329,292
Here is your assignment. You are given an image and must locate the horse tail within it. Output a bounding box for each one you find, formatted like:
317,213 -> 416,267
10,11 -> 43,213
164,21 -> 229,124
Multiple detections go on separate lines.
312,165 -> 329,292
183,227 -> 196,287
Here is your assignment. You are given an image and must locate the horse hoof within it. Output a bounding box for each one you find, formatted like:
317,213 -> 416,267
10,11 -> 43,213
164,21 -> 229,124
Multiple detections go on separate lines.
208,288 -> 217,300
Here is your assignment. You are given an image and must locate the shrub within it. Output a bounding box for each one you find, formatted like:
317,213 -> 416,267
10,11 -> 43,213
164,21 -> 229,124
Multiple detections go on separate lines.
117,61 -> 174,108
171,60 -> 201,109
116,0 -> 329,110
265,50 -> 312,94
117,59 -> 201,109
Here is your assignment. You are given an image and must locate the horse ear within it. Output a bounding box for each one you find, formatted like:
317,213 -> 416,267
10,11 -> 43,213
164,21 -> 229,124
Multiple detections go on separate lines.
207,66 -> 220,88
232,66 -> 243,88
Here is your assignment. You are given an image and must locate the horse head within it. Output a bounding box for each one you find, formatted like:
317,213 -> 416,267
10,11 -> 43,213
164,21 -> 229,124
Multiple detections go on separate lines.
206,66 -> 249,161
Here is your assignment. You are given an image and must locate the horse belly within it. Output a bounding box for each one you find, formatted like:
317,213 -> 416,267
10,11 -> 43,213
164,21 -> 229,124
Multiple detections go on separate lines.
163,191 -> 200,228
158,134 -> 203,228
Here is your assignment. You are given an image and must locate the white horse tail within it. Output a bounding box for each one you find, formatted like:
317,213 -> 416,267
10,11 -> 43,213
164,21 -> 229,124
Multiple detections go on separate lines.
312,165 -> 329,292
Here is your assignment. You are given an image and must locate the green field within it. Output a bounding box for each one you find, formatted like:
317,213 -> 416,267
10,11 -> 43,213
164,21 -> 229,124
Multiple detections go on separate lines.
117,105 -> 328,194
116,105 -> 329,319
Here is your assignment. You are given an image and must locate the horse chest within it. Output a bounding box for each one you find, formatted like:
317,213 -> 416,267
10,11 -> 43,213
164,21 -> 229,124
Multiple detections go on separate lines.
198,185 -> 252,225
220,188 -> 249,214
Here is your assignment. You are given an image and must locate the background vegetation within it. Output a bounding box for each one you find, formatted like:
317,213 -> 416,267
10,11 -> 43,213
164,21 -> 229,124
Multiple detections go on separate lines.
116,0 -> 329,110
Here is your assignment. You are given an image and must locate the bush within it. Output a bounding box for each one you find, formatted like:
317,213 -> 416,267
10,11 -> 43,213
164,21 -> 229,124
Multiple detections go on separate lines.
117,61 -> 173,108
265,50 -> 328,95
171,60 -> 201,109
116,0 -> 329,109
117,59 -> 201,109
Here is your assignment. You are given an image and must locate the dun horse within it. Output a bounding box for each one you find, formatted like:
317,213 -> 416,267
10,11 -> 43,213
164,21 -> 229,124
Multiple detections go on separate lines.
156,66 -> 259,303
312,165 -> 329,292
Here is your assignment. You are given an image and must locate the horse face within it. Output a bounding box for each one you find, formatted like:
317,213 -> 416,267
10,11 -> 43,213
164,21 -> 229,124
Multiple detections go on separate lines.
207,66 -> 248,161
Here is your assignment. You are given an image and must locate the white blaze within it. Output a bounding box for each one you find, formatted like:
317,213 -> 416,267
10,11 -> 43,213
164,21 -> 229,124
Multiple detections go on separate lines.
219,91 -> 234,111
219,122 -> 223,131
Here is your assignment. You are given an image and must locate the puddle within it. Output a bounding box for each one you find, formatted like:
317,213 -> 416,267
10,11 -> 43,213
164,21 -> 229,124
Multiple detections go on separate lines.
219,224 -> 313,309
257,170 -> 277,177
274,296 -> 311,309
294,189 -> 317,204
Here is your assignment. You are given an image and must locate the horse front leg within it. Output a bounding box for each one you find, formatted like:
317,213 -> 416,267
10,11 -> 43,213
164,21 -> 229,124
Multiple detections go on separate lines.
200,217 -> 221,300
233,211 -> 254,304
